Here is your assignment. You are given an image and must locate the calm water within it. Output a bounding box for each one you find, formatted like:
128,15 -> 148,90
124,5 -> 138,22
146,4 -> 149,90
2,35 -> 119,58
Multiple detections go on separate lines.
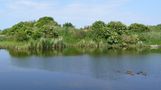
1,48 -> 161,90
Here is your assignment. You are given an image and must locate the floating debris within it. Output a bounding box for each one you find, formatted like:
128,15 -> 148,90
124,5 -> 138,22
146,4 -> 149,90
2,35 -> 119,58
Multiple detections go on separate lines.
137,71 -> 147,76
116,70 -> 148,77
126,70 -> 135,76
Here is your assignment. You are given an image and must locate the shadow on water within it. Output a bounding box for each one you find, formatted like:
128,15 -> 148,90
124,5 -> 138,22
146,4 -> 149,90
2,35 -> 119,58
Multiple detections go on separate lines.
7,48 -> 161,57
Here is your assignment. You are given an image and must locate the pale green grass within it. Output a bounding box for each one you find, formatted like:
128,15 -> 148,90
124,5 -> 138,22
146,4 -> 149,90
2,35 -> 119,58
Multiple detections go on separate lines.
0,41 -> 29,50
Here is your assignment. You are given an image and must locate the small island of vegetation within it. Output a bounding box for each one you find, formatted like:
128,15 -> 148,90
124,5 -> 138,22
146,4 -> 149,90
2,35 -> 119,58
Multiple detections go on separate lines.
0,16 -> 161,50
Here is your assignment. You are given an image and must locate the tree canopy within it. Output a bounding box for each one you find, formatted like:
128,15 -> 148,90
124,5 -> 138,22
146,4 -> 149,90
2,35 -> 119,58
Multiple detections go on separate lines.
34,16 -> 60,28
107,21 -> 127,31
63,22 -> 75,28
128,23 -> 149,32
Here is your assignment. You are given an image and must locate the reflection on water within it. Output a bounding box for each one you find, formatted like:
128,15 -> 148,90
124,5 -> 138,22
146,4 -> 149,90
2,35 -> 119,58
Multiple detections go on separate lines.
1,48 -> 161,90
8,48 -> 161,57
4,48 -> 161,80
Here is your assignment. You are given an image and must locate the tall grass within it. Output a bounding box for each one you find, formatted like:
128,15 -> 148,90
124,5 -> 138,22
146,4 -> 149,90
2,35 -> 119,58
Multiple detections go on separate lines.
136,31 -> 161,45
128,29 -> 161,46
29,38 -> 66,50
0,41 -> 29,50
145,31 -> 161,45
76,39 -> 98,48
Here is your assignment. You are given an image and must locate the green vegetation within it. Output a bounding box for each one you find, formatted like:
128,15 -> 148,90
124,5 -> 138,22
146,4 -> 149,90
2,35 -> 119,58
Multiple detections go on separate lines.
0,16 -> 161,50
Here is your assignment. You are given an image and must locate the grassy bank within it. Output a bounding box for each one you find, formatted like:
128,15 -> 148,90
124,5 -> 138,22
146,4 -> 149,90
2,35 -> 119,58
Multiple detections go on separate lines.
0,16 -> 161,50
0,39 -> 147,51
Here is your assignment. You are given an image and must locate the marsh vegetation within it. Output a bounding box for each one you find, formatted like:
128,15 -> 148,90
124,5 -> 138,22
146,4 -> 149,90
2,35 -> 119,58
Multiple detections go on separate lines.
0,16 -> 161,50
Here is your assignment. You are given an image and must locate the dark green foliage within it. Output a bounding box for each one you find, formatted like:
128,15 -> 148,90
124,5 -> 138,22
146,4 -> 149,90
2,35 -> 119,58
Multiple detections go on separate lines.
63,22 -> 75,28
129,23 -> 149,32
15,31 -> 29,41
1,17 -> 62,41
40,26 -> 59,38
91,21 -> 106,31
91,21 -> 106,40
105,31 -> 120,45
107,21 -> 127,30
3,21 -> 34,35
107,21 -> 127,35
91,21 -> 122,45
34,16 -> 60,28
32,30 -> 42,40
1,21 -> 35,41
33,17 -> 61,39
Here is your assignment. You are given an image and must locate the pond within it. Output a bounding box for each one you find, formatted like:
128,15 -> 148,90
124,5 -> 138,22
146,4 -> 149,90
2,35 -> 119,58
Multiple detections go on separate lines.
1,48 -> 161,90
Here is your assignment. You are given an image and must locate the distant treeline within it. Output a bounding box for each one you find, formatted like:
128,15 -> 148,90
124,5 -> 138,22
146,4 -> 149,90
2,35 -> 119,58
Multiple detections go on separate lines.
0,16 -> 161,50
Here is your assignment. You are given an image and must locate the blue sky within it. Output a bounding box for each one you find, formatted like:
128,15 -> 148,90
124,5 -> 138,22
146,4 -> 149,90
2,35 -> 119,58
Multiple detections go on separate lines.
1,0 -> 161,29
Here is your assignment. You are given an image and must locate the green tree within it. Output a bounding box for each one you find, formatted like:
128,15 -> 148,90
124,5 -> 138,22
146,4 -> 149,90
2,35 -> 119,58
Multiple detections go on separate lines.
91,21 -> 106,40
91,21 -> 106,31
90,21 -> 121,45
32,30 -> 42,40
34,16 -> 60,28
15,30 -> 29,41
34,17 -> 61,39
3,21 -> 34,35
63,22 -> 75,28
128,23 -> 149,32
1,21 -> 35,41
107,21 -> 127,35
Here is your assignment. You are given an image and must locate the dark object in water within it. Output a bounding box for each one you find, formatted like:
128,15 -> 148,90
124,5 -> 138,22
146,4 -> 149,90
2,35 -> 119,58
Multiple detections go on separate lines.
137,71 -> 147,76
126,70 -> 135,76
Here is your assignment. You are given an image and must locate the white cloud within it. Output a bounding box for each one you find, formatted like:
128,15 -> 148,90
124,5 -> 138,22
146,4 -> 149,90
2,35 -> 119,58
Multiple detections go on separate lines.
4,0 -> 131,19
2,0 -> 154,29
52,0 -> 133,26
7,0 -> 53,10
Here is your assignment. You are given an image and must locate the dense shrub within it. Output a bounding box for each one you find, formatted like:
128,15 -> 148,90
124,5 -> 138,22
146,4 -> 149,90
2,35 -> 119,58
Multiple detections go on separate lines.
34,16 -> 60,28
121,34 -> 139,44
107,21 -> 127,30
63,22 -> 75,28
128,23 -> 149,32
91,21 -> 106,40
15,31 -> 29,41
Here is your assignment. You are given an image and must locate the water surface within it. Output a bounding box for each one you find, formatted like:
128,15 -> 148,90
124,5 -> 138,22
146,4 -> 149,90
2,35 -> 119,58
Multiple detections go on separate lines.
1,49 -> 161,90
